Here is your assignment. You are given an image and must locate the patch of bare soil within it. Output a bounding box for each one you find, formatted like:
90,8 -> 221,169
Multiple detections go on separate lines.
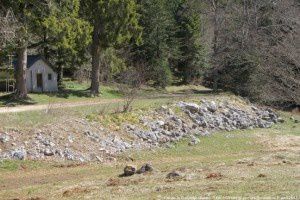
0,99 -> 123,114
53,163 -> 87,168
0,170 -> 88,191
62,187 -> 91,197
8,196 -> 45,200
260,134 -> 300,153
236,134 -> 300,167
106,177 -> 145,187
206,172 -> 223,179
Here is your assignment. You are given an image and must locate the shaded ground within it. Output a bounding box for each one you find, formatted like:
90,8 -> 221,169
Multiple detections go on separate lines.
0,113 -> 299,199
0,83 -> 209,113
0,82 -> 122,107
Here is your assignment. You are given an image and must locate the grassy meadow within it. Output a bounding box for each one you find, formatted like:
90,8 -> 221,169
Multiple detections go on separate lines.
0,100 -> 299,199
0,84 -> 299,199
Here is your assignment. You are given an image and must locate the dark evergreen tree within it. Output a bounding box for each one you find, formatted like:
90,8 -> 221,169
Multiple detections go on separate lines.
80,0 -> 141,96
1,0 -> 50,98
2,0 -> 92,97
42,0 -> 92,85
133,0 -> 179,88
175,0 -> 209,83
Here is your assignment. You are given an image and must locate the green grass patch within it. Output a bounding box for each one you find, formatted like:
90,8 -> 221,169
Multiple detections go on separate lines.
0,160 -> 46,172
0,97 -> 177,130
0,119 -> 299,199
0,83 -> 211,107
272,112 -> 300,136
0,81 -> 122,106
99,112 -> 140,126
127,130 -> 262,169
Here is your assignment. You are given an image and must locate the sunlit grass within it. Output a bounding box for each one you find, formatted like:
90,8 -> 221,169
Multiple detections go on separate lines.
0,119 -> 299,199
0,81 -> 122,106
0,85 -> 299,199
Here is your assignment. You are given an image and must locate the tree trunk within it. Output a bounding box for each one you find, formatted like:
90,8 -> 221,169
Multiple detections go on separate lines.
57,64 -> 64,87
43,32 -> 49,60
15,46 -> 28,99
212,0 -> 220,92
212,1 -> 219,54
90,23 -> 101,96
213,69 -> 219,92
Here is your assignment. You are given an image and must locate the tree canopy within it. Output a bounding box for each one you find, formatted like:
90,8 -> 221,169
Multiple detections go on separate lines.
0,0 -> 298,107
81,0 -> 141,95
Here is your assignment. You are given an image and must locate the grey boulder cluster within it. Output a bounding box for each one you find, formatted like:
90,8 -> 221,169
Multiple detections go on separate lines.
126,100 -> 280,147
0,132 -> 85,162
0,99 -> 281,162
126,106 -> 200,147
0,121 -> 135,162
178,100 -> 280,131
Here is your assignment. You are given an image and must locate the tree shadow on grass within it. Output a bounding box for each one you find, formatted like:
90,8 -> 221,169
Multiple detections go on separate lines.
0,87 -> 122,106
171,88 -> 216,95
45,87 -> 122,99
54,88 -> 92,99
0,93 -> 36,106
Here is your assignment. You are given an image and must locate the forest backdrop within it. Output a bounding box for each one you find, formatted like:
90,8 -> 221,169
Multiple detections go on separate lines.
0,0 -> 299,107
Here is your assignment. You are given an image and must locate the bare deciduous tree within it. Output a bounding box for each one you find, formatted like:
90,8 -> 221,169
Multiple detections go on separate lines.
0,8 -> 18,49
204,0 -> 300,106
116,66 -> 145,113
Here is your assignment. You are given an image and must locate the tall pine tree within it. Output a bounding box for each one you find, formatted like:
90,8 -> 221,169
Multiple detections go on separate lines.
1,0 -> 45,98
2,0 -> 92,97
42,0 -> 92,85
133,0 -> 179,88
81,0 -> 141,95
175,0 -> 208,83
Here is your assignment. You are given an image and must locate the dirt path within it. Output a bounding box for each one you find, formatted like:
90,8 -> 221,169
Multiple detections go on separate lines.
0,99 -> 123,114
0,93 -> 194,114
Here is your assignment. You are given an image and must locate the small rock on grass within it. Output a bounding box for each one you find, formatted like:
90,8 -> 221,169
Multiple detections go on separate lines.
188,136 -> 200,146
136,163 -> 153,174
11,149 -> 27,160
257,174 -> 267,178
166,171 -> 182,179
0,134 -> 10,143
277,117 -> 285,123
282,160 -> 292,164
123,165 -> 136,176
206,172 -> 223,179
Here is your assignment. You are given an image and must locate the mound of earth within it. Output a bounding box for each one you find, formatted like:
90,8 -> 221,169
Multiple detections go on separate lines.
0,98 -> 280,162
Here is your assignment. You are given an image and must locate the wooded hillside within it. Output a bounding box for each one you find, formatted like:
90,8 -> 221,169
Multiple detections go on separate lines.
0,0 -> 299,107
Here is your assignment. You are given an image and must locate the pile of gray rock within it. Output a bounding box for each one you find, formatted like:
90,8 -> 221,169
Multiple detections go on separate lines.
125,100 -> 280,147
0,99 -> 281,162
177,100 -> 280,130
0,132 -> 81,161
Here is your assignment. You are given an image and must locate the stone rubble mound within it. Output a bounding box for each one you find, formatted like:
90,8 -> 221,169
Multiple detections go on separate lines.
178,100 -> 279,130
0,99 -> 280,162
126,100 -> 279,146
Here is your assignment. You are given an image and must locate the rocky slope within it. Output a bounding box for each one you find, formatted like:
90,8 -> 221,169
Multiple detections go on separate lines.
0,98 -> 281,162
